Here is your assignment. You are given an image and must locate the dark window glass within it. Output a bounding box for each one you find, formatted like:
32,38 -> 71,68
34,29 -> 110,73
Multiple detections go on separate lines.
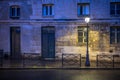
117,31 -> 120,43
110,32 -> 115,44
110,27 -> 120,44
10,6 -> 20,19
117,28 -> 120,43
50,6 -> 52,15
46,6 -> 48,15
78,3 -> 89,16
78,27 -> 87,43
110,3 -> 120,15
42,4 -> 53,16
17,8 -> 20,16
11,8 -> 15,16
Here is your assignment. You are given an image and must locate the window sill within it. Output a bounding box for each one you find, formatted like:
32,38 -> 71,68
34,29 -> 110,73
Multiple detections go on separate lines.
78,42 -> 87,46
78,15 -> 90,17
10,16 -> 20,19
42,15 -> 54,18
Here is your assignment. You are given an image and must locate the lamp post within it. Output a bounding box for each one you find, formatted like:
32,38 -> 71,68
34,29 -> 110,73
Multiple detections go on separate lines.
85,17 -> 90,66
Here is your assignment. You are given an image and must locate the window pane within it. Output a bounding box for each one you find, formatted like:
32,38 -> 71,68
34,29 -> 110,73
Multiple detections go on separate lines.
110,10 -> 115,15
78,31 -> 83,36
110,33 -> 115,44
117,10 -> 120,14
82,5 -> 89,15
110,3 -> 115,15
43,5 -> 53,16
49,6 -> 52,15
10,6 -> 20,19
84,38 -> 87,42
78,4 -> 89,16
43,5 -> 48,15
80,6 -> 83,15
117,31 -> 120,43
43,6 -> 46,15
46,6 -> 48,15
110,4 -> 115,10
116,4 -> 120,10
12,8 -> 15,16
78,27 -> 87,43
82,6 -> 85,14
110,27 -> 115,44
77,5 -> 80,15
117,28 -> 120,31
17,8 -> 20,16
110,27 -> 115,32
84,32 -> 87,37
83,5 -> 89,15
78,37 -> 83,42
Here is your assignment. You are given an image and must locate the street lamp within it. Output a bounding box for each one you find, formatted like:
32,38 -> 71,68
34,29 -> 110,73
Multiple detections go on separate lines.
85,17 -> 90,66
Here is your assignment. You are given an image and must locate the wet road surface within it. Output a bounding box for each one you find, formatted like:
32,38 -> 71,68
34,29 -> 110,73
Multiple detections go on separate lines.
0,69 -> 120,80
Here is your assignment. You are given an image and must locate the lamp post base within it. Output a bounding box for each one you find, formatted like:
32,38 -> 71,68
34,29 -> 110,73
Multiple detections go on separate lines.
85,61 -> 90,66
85,53 -> 90,66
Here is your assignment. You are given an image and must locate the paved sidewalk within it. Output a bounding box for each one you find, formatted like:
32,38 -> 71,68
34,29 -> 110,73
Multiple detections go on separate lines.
0,58 -> 120,69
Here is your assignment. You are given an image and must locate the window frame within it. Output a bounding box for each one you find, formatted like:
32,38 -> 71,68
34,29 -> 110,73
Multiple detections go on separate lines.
10,5 -> 20,19
110,2 -> 120,16
78,26 -> 87,44
77,3 -> 90,16
42,4 -> 54,17
110,26 -> 120,44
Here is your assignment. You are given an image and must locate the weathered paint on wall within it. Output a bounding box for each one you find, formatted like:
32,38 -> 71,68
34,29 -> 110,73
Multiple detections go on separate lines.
0,0 -> 120,60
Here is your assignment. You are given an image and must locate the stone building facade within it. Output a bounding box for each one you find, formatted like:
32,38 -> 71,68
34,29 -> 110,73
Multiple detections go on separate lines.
0,0 -> 120,60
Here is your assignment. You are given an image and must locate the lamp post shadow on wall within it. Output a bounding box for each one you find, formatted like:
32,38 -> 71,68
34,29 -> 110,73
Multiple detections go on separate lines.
85,17 -> 90,66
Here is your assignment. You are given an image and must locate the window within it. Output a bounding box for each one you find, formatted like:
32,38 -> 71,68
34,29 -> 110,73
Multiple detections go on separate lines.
42,4 -> 54,16
10,5 -> 20,19
110,27 -> 120,44
110,2 -> 120,16
77,3 -> 90,16
78,27 -> 87,43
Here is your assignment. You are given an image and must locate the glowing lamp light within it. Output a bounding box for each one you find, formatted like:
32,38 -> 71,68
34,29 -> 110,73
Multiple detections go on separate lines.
85,17 -> 90,23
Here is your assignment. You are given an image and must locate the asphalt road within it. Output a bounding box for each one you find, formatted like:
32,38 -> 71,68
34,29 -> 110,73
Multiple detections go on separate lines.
0,69 -> 120,80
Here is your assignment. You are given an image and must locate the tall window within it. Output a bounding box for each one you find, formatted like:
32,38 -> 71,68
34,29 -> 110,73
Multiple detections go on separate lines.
77,3 -> 90,16
110,27 -> 120,44
10,5 -> 20,19
42,4 -> 54,16
78,27 -> 87,43
110,2 -> 120,16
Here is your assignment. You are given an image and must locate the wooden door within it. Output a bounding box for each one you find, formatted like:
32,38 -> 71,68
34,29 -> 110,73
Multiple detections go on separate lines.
10,27 -> 21,59
41,26 -> 55,59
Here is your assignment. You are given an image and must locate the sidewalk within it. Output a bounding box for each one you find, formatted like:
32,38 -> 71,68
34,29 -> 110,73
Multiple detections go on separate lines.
0,58 -> 120,69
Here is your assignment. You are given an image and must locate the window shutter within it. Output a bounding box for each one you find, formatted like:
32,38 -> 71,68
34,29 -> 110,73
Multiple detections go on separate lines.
43,5 -> 46,16
77,5 -> 80,15
86,5 -> 89,15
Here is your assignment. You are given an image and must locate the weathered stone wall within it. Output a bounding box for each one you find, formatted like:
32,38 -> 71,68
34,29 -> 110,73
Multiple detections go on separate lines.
0,21 -> 119,60
0,24 -> 10,52
0,0 -> 120,59
89,23 -> 110,52
0,0 -> 112,19
0,0 -> 32,20
21,23 -> 41,53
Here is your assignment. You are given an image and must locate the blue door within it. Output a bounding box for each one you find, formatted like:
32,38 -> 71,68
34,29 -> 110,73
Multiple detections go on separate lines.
41,26 -> 55,59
